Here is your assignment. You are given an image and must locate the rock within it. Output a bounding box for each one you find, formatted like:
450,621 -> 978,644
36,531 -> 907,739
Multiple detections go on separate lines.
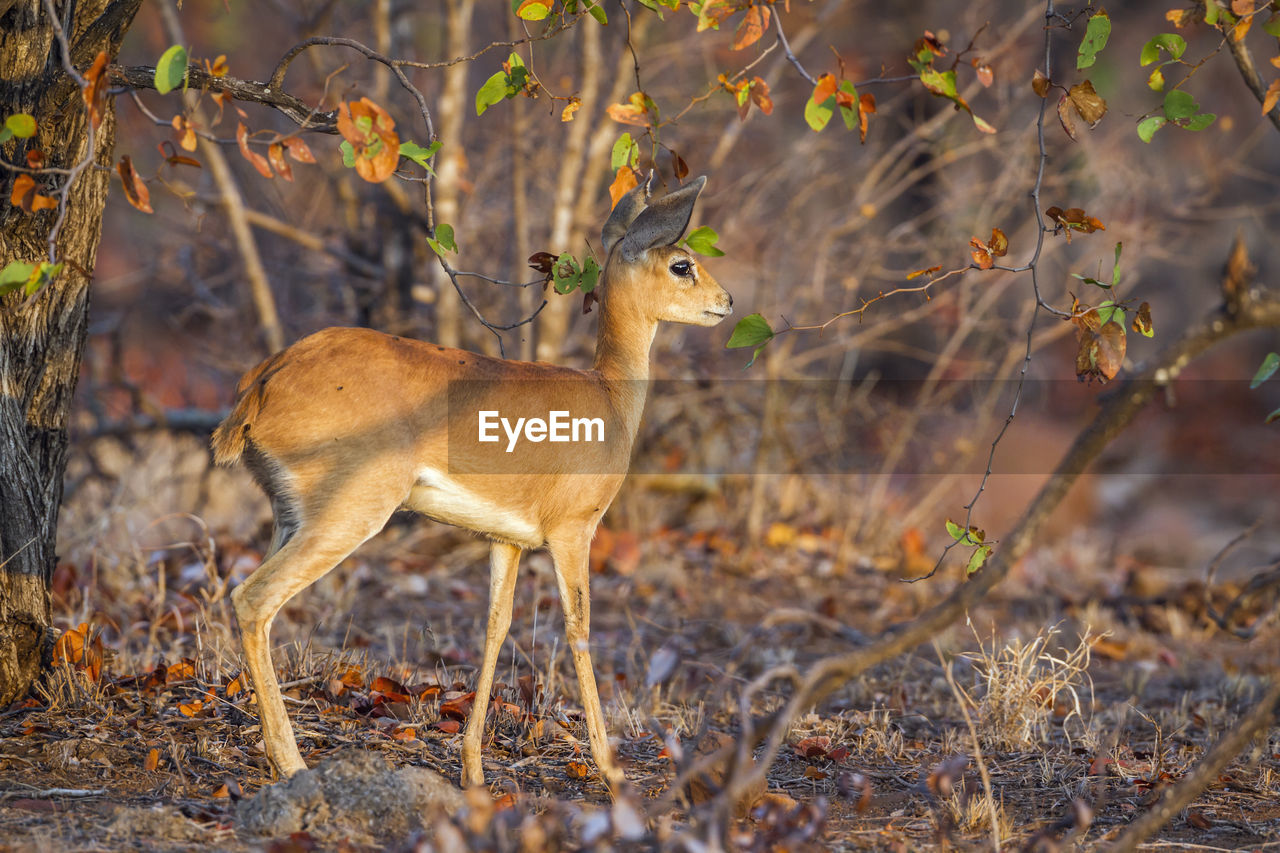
237,749 -> 464,843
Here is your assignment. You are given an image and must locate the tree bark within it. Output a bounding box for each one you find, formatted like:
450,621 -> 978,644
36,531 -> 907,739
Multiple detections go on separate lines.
0,0 -> 141,706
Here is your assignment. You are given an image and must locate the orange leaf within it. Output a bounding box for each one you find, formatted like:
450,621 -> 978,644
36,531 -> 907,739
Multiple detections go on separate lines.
268,143 -> 293,181
167,659 -> 196,681
116,155 -> 153,214
82,51 -> 109,129
988,227 -> 1008,256
749,77 -> 773,116
794,735 -> 832,759
208,54 -> 228,77
236,123 -> 273,179
732,4 -> 770,51
26,150 -> 44,169
178,698 -> 204,717
974,62 -> 994,87
439,691 -> 476,720
609,166 -> 639,209
434,719 -> 462,734
605,102 -> 648,127
1262,79 -> 1280,116
9,174 -> 56,213
566,760 -> 591,779
1032,68 -> 1051,98
858,92 -> 876,143
391,727 -> 418,742
906,265 -> 941,280
226,674 -> 247,698
812,73 -> 837,106
337,98 -> 400,182
280,136 -> 316,163
561,98 -> 581,122
144,748 -> 159,772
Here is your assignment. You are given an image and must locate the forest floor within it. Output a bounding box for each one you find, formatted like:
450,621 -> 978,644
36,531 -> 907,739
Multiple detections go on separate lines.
1,429 -> 1278,851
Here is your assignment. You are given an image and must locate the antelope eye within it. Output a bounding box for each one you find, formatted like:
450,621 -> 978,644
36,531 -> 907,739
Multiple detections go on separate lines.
670,259 -> 693,278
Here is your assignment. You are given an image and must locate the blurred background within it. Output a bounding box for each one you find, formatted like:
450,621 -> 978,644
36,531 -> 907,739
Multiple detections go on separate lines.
57,0 -> 1280,666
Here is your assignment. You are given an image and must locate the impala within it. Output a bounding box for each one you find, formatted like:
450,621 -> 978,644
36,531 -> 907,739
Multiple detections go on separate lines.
211,175 -> 731,790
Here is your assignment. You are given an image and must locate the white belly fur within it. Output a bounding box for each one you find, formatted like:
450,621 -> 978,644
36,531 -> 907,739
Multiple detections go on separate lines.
406,467 -> 542,547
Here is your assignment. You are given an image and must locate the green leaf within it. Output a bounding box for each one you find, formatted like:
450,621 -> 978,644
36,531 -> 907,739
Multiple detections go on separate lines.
804,94 -> 835,132
945,519 -> 966,541
0,261 -> 35,296
1205,1 -> 1219,26
1112,241 -> 1122,287
1071,273 -> 1109,288
1163,89 -> 1198,120
0,261 -> 61,296
5,113 -> 37,139
1097,301 -> 1125,327
579,256 -> 600,292
726,313 -> 774,367
398,140 -> 440,174
945,519 -> 985,546
155,44 -> 188,95
339,140 -> 356,167
684,225 -> 725,257
588,2 -> 607,24
611,133 -> 635,170
514,0 -> 552,21
475,71 -> 509,116
966,544 -> 994,575
1251,352 -> 1280,389
1184,113 -> 1215,131
838,80 -> 858,130
1137,115 -> 1166,142
1147,68 -> 1164,91
552,252 -> 582,294
1077,10 -> 1111,69
1265,16 -> 1280,37
427,223 -> 457,256
1140,33 -> 1186,66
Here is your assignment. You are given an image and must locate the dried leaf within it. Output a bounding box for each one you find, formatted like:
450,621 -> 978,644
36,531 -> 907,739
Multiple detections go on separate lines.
144,748 -> 160,771
907,264 -> 942,280
1263,79 -> 1280,115
812,73 -> 838,105
116,155 -> 154,214
858,92 -> 876,142
82,51 -> 109,129
749,76 -> 774,116
268,143 -> 293,181
236,122 -> 273,179
1068,80 -> 1107,126
1057,94 -> 1078,140
561,97 -> 581,122
974,62 -> 994,87
337,98 -> 401,183
732,4 -> 769,50
280,136 -> 316,163
10,174 -> 58,213
608,166 -> 639,209
566,761 -> 591,779
1032,68 -> 1051,98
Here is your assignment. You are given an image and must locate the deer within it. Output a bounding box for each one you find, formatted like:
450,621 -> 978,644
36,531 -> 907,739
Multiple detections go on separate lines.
210,175 -> 731,792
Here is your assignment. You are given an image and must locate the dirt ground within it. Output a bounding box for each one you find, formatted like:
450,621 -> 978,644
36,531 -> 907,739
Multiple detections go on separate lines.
1,416 -> 1278,852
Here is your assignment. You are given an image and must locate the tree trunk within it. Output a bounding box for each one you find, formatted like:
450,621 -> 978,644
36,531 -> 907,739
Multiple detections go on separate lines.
0,0 -> 141,706
430,0 -> 475,350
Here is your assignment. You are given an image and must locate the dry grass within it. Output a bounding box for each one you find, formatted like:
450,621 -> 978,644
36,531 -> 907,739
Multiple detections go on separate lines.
1,428 -> 1277,850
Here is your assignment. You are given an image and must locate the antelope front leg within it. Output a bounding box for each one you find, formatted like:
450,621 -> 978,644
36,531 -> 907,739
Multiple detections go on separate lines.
549,533 -> 624,790
461,542 -> 522,789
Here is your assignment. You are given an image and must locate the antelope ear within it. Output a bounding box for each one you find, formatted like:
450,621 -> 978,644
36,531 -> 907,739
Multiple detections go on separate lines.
616,176 -> 706,262
601,173 -> 653,253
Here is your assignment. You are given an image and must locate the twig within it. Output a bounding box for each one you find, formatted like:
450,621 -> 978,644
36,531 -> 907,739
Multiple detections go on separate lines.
715,262 -> 1280,813
0,787 -> 106,799
1106,676 -> 1280,853
1223,21 -> 1280,134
